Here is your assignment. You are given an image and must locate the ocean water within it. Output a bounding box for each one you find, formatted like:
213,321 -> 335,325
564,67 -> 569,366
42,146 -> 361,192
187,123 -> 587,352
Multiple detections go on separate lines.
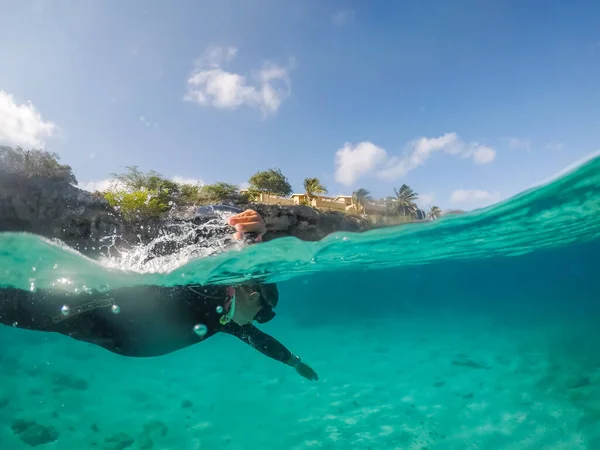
1,156 -> 599,449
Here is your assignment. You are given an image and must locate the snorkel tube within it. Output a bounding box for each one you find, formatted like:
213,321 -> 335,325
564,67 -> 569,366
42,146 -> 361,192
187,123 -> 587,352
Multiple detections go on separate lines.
194,205 -> 260,246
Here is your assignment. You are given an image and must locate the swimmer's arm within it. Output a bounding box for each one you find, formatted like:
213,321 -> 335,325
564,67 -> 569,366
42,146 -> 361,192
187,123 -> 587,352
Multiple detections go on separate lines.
223,323 -> 293,363
223,323 -> 319,381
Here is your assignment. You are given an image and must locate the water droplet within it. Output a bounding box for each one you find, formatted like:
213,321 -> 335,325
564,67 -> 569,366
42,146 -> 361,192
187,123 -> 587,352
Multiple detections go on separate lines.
12,321 -> 18,327
111,304 -> 121,314
60,305 -> 70,316
53,264 -> 58,269
31,266 -> 37,272
193,324 -> 208,337
216,305 -> 224,314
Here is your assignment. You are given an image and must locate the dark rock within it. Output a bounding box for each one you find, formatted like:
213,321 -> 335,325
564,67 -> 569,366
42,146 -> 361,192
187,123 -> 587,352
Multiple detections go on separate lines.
567,375 -> 591,390
142,420 -> 168,437
451,356 -> 490,370
11,418 -> 59,447
244,203 -> 370,242
53,373 -> 90,391
0,397 -> 9,408
0,171 -> 123,258
181,399 -> 193,409
433,381 -> 445,388
91,423 -> 100,432
137,433 -> 153,449
104,432 -> 134,450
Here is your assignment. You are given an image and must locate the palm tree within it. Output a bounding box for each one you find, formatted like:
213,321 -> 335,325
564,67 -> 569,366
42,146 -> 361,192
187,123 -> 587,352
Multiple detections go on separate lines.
427,205 -> 442,220
352,188 -> 372,213
393,184 -> 419,217
303,177 -> 328,201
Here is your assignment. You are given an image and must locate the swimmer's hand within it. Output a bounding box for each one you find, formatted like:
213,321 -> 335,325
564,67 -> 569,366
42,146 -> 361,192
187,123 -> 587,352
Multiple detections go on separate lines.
228,209 -> 267,242
295,361 -> 319,382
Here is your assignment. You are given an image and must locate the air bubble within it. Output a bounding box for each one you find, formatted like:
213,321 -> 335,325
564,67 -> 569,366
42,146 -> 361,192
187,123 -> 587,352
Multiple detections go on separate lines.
216,305 -> 224,314
12,321 -> 18,327
60,305 -> 70,316
111,305 -> 121,314
193,324 -> 208,337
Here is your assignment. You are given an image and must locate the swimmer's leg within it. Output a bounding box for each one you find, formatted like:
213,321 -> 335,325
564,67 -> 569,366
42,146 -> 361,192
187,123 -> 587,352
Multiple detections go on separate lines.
0,287 -> 129,353
0,285 -> 180,356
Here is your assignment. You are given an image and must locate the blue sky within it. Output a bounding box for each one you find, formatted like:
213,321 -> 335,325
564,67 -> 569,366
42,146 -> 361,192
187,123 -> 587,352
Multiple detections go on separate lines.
1,0 -> 599,210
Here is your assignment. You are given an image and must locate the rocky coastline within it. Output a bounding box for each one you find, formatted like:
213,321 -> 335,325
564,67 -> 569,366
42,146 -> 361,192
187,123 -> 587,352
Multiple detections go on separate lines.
0,171 -> 372,259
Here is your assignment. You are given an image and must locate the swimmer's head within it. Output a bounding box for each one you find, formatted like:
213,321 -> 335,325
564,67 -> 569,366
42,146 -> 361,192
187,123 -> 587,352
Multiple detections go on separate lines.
231,283 -> 278,325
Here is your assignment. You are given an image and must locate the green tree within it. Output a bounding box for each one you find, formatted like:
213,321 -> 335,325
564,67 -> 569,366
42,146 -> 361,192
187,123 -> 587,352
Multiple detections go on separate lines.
393,184 -> 419,217
248,168 -> 293,197
352,188 -> 372,213
110,166 -> 179,195
197,182 -> 245,204
303,177 -> 328,200
0,145 -> 77,184
427,205 -> 442,220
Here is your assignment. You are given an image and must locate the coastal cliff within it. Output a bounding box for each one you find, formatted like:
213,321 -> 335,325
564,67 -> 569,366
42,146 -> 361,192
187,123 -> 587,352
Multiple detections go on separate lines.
0,172 -> 372,258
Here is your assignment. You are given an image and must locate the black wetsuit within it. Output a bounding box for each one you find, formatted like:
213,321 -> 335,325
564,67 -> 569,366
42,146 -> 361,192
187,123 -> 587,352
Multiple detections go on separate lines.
0,285 -> 292,363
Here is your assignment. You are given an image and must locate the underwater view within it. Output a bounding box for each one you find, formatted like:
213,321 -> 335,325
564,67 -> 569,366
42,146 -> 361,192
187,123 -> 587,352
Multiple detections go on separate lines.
2,1 -> 600,449
1,155 -> 599,449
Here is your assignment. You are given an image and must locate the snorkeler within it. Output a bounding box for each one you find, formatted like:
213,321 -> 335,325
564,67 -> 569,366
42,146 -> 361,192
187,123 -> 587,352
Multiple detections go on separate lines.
0,208 -> 319,382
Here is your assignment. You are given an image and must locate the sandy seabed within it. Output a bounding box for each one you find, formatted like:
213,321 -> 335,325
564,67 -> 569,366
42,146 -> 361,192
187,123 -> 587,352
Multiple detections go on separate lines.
1,315 -> 599,450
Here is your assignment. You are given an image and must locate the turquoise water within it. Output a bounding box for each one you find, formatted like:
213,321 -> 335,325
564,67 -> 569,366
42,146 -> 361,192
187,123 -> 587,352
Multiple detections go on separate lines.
1,156 -> 600,449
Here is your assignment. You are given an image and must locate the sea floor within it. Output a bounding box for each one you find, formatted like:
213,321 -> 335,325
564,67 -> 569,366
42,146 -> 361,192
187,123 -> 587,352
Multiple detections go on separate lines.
1,314 -> 599,450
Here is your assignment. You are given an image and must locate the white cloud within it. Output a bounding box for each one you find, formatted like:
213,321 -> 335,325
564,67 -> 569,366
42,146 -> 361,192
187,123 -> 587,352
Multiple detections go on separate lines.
78,175 -> 204,193
0,90 -> 58,148
334,141 -> 388,186
507,137 -> 532,151
172,176 -> 204,186
471,145 -> 496,164
450,189 -> 501,208
184,46 -> 292,116
333,133 -> 496,185
332,9 -> 355,27
377,132 -> 496,180
78,179 -> 124,193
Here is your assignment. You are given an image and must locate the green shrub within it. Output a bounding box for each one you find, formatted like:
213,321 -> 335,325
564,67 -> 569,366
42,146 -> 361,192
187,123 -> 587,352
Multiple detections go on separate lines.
103,189 -> 170,221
